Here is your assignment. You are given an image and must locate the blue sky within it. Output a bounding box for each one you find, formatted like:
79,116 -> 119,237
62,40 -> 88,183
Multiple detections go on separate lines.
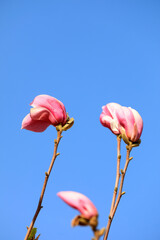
0,0 -> 160,239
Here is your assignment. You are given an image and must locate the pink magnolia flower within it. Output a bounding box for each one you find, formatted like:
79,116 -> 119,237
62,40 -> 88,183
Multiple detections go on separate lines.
21,94 -> 68,132
57,191 -> 98,219
100,103 -> 143,142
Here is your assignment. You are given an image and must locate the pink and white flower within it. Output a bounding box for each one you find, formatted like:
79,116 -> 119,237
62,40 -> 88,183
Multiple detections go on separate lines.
21,94 -> 67,132
100,103 -> 143,142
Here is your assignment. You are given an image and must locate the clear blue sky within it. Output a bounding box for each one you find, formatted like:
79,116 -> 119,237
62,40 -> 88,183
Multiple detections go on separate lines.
1,1 -> 160,239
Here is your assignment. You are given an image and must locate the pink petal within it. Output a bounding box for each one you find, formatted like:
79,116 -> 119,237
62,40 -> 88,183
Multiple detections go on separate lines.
102,105 -> 113,118
100,112 -> 112,129
100,103 -> 122,134
110,119 -> 121,134
57,191 -> 98,219
107,103 -> 123,133
30,107 -> 58,126
30,95 -> 67,125
131,123 -> 138,142
116,106 -> 135,140
130,108 -> 143,141
107,103 -> 122,121
21,113 -> 50,132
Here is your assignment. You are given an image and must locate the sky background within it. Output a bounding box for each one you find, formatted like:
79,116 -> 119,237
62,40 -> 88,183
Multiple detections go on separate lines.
0,0 -> 160,239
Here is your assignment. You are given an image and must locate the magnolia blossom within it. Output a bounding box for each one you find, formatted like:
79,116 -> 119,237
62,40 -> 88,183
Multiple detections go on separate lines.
100,103 -> 143,142
21,94 -> 67,132
57,191 -> 98,219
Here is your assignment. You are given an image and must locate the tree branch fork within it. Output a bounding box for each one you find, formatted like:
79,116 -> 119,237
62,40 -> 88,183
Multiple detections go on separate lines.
103,136 -> 135,240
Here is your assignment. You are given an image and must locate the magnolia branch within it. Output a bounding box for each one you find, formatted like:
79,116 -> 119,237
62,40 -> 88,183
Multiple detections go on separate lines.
24,130 -> 62,240
110,135 -> 121,213
103,143 -> 132,240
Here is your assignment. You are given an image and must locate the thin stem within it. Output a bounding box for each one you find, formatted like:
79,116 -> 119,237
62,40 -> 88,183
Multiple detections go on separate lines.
92,228 -> 105,240
110,136 -> 121,213
102,136 -> 121,240
95,234 -> 100,240
103,146 -> 132,240
24,130 -> 62,240
93,230 -> 100,240
111,148 -> 131,220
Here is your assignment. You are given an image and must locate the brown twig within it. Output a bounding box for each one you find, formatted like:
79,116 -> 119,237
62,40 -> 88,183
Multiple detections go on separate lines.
24,130 -> 62,240
92,227 -> 105,240
92,230 -> 100,240
110,135 -> 121,213
94,233 -> 100,240
103,144 -> 132,240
